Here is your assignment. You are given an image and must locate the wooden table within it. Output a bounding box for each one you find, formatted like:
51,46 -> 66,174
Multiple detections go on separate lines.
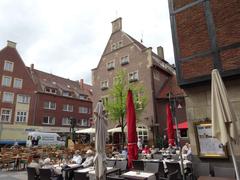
198,176 -> 236,180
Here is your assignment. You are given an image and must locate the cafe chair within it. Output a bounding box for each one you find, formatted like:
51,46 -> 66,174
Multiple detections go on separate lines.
168,170 -> 179,180
107,159 -> 116,167
213,166 -> 235,178
27,167 -> 39,180
132,160 -> 144,171
74,171 -> 89,180
39,168 -> 60,180
157,161 -> 167,180
165,162 -> 182,180
115,160 -> 128,174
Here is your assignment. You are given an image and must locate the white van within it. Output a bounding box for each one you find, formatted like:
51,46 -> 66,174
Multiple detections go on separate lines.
26,132 -> 65,147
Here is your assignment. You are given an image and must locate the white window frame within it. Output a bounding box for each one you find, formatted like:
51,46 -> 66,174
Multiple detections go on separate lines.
101,80 -> 108,90
2,92 -> 14,103
128,71 -> 139,82
63,91 -> 71,97
45,87 -> 57,94
44,101 -> 56,110
107,60 -> 115,70
77,119 -> 89,127
17,95 -> 30,104
62,117 -> 71,126
137,125 -> 148,142
0,108 -> 12,122
2,76 -> 12,87
63,104 -> 73,112
13,78 -> 23,89
4,60 -> 14,72
42,116 -> 55,125
16,111 -> 27,123
120,56 -> 129,65
79,107 -> 88,114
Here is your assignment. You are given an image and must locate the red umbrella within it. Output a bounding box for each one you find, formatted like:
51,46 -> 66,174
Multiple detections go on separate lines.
126,90 -> 138,169
166,103 -> 175,146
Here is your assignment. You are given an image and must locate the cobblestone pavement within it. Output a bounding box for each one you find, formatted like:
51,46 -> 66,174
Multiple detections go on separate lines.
0,170 -> 27,180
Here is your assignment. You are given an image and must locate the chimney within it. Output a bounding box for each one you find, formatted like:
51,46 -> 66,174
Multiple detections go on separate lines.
30,64 -> 34,70
111,17 -> 122,33
80,79 -> 84,89
7,40 -> 17,48
157,46 -> 164,59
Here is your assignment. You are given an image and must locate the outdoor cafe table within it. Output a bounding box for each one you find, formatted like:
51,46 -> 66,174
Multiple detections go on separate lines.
121,171 -> 156,180
53,163 -> 81,180
75,166 -> 121,180
198,176 -> 236,180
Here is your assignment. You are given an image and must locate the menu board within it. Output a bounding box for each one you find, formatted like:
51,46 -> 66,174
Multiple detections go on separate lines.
195,123 -> 228,158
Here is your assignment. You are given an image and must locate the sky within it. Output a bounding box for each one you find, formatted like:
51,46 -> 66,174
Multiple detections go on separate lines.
0,0 -> 174,85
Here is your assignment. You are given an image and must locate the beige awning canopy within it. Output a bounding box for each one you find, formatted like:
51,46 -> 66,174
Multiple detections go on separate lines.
75,127 -> 95,134
107,126 -> 148,133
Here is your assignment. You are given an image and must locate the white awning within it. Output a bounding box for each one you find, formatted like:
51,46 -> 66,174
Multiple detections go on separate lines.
107,126 -> 148,133
75,127 -> 95,134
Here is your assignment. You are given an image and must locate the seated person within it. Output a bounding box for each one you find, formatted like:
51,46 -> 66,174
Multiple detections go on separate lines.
182,143 -> 192,160
142,145 -> 151,154
28,154 -> 41,175
42,158 -> 62,176
70,150 -> 82,164
112,147 -> 120,158
167,144 -> 176,154
150,145 -> 158,154
121,146 -> 128,159
81,149 -> 94,168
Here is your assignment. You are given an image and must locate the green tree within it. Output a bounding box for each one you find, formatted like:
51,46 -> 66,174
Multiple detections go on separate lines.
105,70 -> 147,149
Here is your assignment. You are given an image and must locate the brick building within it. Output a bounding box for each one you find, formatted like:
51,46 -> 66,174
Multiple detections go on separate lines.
169,0 -> 240,162
0,41 -> 92,143
92,18 -> 186,145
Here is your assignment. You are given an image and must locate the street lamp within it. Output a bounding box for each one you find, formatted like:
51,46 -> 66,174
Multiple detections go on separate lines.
167,92 -> 185,180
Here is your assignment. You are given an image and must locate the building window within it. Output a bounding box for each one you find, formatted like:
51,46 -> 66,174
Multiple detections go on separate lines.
63,91 -> 71,97
134,91 -> 144,110
2,92 -> 14,103
107,61 -> 115,70
77,119 -> 88,127
44,101 -> 56,110
101,80 -> 108,90
120,56 -> 129,65
17,95 -> 30,104
42,116 -> 55,125
79,107 -> 88,114
79,94 -> 87,100
128,71 -> 139,82
0,108 -> 12,122
137,125 -> 148,144
63,104 -> 73,112
2,76 -> 12,87
62,117 -> 71,126
45,87 -> 57,94
111,43 -> 116,51
16,111 -> 27,123
13,78 -> 23,89
4,61 -> 14,72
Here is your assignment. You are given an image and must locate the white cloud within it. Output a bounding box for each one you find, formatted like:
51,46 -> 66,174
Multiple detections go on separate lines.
0,0 -> 174,84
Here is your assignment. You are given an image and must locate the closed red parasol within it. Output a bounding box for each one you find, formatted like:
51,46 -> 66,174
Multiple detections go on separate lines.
126,90 -> 138,168
166,103 -> 175,146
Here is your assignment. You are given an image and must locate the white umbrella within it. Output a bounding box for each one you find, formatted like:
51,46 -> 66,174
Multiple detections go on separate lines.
94,101 -> 108,180
75,127 -> 95,134
211,69 -> 240,180
107,126 -> 148,133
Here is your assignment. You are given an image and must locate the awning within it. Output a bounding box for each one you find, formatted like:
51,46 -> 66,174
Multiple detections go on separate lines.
75,127 -> 95,134
107,126 -> 148,133
173,121 -> 188,129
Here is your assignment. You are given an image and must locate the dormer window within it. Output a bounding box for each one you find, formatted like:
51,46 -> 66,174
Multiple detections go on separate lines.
63,91 -> 71,97
107,61 -> 115,70
79,94 -> 87,100
101,80 -> 108,90
129,71 -> 139,82
120,56 -> 129,65
45,87 -> 57,94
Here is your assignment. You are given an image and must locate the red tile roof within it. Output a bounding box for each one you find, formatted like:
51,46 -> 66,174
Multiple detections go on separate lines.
26,67 -> 92,100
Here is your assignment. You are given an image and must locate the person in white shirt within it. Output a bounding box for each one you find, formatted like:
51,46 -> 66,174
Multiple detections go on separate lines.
42,158 -> 62,175
81,149 -> 94,168
28,155 -> 41,175
70,150 -> 82,164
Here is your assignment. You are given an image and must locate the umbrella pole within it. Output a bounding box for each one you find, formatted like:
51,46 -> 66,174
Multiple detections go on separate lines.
228,140 -> 240,180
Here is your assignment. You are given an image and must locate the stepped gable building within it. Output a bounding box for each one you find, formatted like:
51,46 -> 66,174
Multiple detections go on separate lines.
168,0 -> 240,161
92,18 -> 186,144
0,41 -> 92,143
